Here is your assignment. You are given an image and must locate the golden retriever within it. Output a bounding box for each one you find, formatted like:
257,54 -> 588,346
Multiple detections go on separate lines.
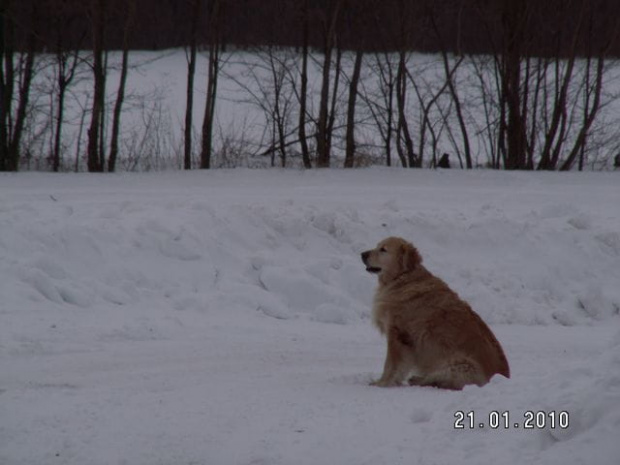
361,237 -> 510,389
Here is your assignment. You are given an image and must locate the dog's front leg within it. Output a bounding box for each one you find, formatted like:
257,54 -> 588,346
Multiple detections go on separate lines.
371,333 -> 406,387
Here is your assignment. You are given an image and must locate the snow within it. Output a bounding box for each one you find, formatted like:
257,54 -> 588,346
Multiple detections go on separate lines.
1,168 -> 620,465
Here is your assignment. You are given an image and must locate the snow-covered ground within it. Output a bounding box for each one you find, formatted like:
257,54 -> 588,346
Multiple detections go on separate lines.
1,168 -> 619,465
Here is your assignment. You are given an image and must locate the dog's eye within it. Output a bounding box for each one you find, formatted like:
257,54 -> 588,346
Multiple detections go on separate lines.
379,247 -> 387,253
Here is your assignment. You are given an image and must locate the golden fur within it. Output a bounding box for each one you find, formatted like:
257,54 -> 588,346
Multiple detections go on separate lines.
361,237 -> 510,389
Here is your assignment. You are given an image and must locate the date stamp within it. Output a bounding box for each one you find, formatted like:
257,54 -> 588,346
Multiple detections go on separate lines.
454,410 -> 569,430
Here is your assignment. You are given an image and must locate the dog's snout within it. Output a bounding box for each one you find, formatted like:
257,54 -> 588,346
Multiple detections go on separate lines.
361,251 -> 370,263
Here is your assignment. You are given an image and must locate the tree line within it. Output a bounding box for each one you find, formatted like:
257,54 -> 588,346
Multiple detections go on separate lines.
1,0 -> 619,172
5,0 -> 620,55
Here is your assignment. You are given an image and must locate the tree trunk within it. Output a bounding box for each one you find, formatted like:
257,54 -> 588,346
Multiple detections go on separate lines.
267,49 -> 288,168
361,54 -> 395,167
52,26 -> 64,173
200,42 -> 219,169
385,67 -> 394,167
0,1 -> 10,172
560,55 -> 604,171
5,4 -> 35,172
316,0 -> 343,168
536,1 -> 588,170
579,46 -> 592,171
298,0 -> 311,168
200,0 -> 222,170
51,9 -> 80,172
326,43 -> 341,157
53,84 -> 66,172
108,0 -> 135,173
344,49 -> 363,168
98,51 -> 108,170
75,96 -> 89,172
316,49 -> 333,168
441,55 -> 471,169
184,0 -> 201,170
502,0 -> 528,170
396,50 -> 416,167
410,62 -> 451,168
395,0 -> 416,168
428,8 -> 471,169
87,0 -> 106,172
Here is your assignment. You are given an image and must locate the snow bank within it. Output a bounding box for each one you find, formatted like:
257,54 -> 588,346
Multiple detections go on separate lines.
2,169 -> 618,334
1,169 -> 619,465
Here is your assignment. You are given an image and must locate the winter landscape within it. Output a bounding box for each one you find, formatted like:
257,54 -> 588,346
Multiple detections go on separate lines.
3,2 -> 620,464
1,168 -> 619,465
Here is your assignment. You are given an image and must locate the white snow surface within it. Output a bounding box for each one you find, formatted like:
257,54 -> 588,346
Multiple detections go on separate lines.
1,168 -> 620,465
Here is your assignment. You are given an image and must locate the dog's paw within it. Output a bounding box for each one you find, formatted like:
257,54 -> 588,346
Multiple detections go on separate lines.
370,378 -> 398,387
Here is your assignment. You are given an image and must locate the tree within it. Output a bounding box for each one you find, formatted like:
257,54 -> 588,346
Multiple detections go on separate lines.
391,0 -> 421,167
50,0 -> 83,172
500,0 -> 529,169
315,0 -> 344,168
183,0 -> 201,170
199,0 -> 223,170
0,0 -> 36,172
108,0 -> 136,173
297,0 -> 312,168
428,2 -> 473,169
409,61 -> 451,168
359,50 -> 398,167
267,48 -> 296,167
471,0 -> 617,170
226,47 -> 297,167
344,49 -> 363,168
86,0 -> 107,172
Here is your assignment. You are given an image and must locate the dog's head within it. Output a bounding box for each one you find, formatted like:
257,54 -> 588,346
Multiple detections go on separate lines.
361,237 -> 422,283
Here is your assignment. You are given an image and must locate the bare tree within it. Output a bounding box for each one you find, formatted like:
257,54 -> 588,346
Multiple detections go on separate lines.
359,53 -> 398,166
326,42 -> 342,159
484,0 -> 528,169
199,0 -> 223,170
470,0 -> 618,170
408,62 -> 451,168
470,56 -> 500,167
297,0 -> 312,168
269,49 -> 295,167
49,0 -> 84,172
0,0 -> 37,172
395,50 -> 416,167
86,0 -> 106,172
559,55 -> 606,170
226,47 -> 298,167
74,92 -> 90,172
184,0 -> 201,170
315,0 -> 344,168
344,49 -> 363,168
0,2 -> 8,171
394,0 -> 418,168
428,4 -> 473,169
108,0 -> 136,172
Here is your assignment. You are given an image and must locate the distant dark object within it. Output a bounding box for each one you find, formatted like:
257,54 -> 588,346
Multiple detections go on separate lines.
438,153 -> 451,169
614,153 -> 620,169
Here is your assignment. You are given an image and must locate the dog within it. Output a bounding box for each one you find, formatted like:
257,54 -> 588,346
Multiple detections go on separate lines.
361,237 -> 510,389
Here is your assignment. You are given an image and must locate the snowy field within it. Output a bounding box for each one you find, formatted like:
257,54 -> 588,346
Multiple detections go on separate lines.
1,168 -> 620,465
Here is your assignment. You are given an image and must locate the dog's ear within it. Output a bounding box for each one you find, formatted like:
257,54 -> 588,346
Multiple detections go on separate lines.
401,244 -> 422,271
